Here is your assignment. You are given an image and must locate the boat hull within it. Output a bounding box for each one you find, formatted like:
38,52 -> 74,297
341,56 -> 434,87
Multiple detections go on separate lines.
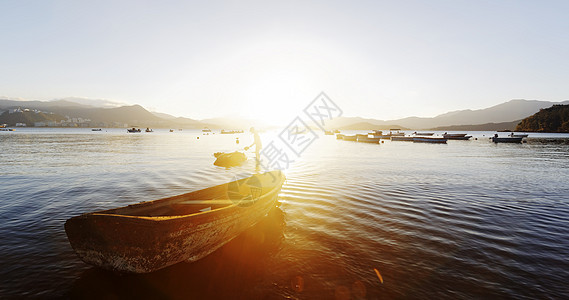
413,137 -> 447,144
492,137 -> 523,143
65,171 -> 285,273
357,136 -> 380,143
391,136 -> 414,142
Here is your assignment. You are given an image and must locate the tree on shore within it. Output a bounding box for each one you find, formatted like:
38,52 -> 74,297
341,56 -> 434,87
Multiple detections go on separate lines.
515,104 -> 569,132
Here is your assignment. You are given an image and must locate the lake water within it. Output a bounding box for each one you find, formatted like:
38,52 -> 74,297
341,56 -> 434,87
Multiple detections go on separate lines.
1,128 -> 568,299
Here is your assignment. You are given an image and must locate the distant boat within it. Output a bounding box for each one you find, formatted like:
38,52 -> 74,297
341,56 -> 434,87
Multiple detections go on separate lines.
491,134 -> 523,143
91,128 -> 102,131
64,171 -> 285,273
370,129 -> 405,139
391,136 -> 414,142
510,133 -> 528,138
389,129 -> 405,137
127,128 -> 141,133
357,135 -> 380,143
413,132 -> 434,136
413,136 -> 447,144
333,129 -> 340,133
443,133 -> 472,140
169,129 -> 174,132
324,130 -> 334,135
220,129 -> 244,134
336,134 -> 344,140
202,127 -> 212,132
145,128 -> 153,133
0,128 -> 15,131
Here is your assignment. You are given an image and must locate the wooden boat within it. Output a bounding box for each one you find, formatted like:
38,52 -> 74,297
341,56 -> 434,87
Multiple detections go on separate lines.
491,135 -> 523,143
357,135 -> 380,143
324,130 -> 334,135
443,133 -> 472,140
342,135 -> 357,141
336,134 -> 344,140
391,136 -> 414,142
213,151 -> 247,167
413,136 -> 447,144
65,171 -> 285,273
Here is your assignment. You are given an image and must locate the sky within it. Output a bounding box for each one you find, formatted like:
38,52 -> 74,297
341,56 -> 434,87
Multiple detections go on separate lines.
1,0 -> 568,124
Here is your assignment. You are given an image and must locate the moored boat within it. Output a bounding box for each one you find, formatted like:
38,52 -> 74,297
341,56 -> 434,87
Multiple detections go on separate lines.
369,130 -> 384,138
342,135 -> 357,141
213,151 -> 247,167
443,133 -> 472,140
324,130 -> 334,135
127,128 -> 141,133
388,129 -> 405,137
413,136 -> 447,144
413,132 -> 434,136
491,134 -> 523,143
357,135 -> 380,143
64,171 -> 285,273
336,134 -> 344,140
510,133 -> 528,138
370,129 -> 405,139
221,129 -> 244,134
391,136 -> 414,142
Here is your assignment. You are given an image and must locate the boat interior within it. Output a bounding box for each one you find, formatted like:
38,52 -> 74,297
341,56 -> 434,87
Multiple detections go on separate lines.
93,171 -> 284,218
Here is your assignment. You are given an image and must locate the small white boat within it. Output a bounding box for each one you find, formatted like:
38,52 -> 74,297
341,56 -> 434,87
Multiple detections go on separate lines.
443,133 -> 472,140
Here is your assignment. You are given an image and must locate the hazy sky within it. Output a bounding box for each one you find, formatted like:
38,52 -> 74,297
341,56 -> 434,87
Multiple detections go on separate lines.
1,0 -> 568,124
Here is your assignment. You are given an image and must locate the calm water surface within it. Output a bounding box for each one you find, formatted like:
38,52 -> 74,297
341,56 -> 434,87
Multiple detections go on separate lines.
1,128 -> 568,299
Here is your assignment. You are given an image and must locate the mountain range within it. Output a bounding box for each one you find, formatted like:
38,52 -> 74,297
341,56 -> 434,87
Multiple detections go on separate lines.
1,98 -> 568,130
326,99 -> 569,130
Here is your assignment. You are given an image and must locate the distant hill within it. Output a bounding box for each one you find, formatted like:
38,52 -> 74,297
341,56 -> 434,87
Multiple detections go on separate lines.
428,120 -> 521,132
0,110 -> 66,126
3,97 -> 568,130
327,99 -> 569,129
52,97 -> 127,108
0,99 -> 204,128
515,105 -> 569,132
